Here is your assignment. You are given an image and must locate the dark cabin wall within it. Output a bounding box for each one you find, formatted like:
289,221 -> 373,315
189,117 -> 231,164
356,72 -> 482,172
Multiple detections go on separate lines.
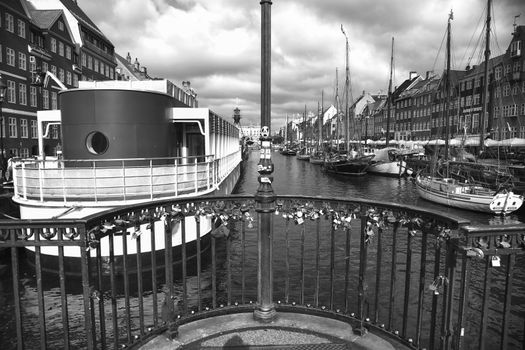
59,89 -> 175,161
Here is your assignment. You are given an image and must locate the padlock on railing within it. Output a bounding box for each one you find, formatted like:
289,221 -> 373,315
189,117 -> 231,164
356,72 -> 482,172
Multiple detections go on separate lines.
464,247 -> 484,259
490,255 -> 501,267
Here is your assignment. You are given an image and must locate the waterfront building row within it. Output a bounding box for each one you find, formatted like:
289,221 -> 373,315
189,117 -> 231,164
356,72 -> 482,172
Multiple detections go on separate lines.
361,25 -> 525,146
289,24 -> 525,148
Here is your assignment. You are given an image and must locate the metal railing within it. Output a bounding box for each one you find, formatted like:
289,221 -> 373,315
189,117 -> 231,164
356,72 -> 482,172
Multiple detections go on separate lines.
12,150 -> 242,204
0,195 -> 524,349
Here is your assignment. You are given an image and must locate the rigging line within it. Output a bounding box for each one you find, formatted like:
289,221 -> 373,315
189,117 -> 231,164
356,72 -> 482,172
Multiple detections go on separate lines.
431,26 -> 448,72
460,8 -> 485,68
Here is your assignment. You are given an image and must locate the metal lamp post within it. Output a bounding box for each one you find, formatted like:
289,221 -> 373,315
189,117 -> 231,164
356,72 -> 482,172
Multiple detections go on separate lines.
0,74 -> 7,179
253,0 -> 277,323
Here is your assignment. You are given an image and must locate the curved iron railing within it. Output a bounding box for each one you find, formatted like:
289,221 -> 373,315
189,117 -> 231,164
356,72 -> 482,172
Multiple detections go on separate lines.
0,195 -> 524,349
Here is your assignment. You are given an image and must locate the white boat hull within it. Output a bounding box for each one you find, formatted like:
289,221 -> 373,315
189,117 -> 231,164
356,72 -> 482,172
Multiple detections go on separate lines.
368,160 -> 412,177
415,176 -> 523,215
20,163 -> 242,261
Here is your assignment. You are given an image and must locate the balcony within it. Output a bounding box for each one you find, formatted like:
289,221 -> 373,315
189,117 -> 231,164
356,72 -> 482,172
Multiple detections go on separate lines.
0,195 -> 524,349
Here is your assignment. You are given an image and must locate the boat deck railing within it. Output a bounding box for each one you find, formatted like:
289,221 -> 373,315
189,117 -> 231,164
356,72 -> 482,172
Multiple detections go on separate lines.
0,195 -> 524,349
12,150 -> 242,204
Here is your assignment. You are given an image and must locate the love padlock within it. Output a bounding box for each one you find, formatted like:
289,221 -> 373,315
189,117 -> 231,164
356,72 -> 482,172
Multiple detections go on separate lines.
491,255 -> 501,267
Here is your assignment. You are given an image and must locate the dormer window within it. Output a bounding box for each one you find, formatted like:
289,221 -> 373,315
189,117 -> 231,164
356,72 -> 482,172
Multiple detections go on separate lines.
58,20 -> 64,31
510,40 -> 521,58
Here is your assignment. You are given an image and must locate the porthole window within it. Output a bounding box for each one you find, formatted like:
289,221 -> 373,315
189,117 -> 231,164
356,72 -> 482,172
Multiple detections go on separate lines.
86,131 -> 109,155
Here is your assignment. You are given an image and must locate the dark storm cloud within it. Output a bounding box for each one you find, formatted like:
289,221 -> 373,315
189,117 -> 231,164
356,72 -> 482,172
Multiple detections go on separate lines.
76,0 -> 522,128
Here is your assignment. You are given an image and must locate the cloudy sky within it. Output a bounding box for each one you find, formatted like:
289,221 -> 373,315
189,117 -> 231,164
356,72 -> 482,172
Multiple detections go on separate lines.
76,0 -> 523,131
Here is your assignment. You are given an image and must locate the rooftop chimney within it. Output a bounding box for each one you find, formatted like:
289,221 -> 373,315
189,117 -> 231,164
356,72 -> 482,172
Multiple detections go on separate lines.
126,52 -> 131,63
409,71 -> 417,80
134,58 -> 140,71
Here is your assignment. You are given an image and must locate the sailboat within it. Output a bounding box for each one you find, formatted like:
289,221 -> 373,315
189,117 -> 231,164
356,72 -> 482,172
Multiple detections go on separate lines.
297,105 -> 310,160
415,8 -> 523,215
309,99 -> 325,165
368,37 -> 413,177
280,114 -> 297,156
323,25 -> 374,176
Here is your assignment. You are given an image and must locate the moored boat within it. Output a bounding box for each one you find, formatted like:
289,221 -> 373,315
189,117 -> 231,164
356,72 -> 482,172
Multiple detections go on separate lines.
415,175 -> 523,214
323,154 -> 374,176
11,79 -> 243,274
296,147 -> 310,160
367,147 -> 413,177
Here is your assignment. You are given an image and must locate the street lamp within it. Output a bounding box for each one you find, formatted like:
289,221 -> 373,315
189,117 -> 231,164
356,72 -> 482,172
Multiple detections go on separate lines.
0,74 -> 7,179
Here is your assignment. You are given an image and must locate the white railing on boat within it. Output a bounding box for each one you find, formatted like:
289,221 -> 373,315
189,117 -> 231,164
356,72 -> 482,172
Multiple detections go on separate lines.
12,150 -> 242,204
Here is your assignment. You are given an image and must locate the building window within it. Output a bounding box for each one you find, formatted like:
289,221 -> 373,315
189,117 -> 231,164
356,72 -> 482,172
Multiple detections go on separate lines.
51,38 -> 57,53
43,90 -> 49,109
58,20 -> 64,31
8,118 -> 17,138
59,68 -> 64,82
20,119 -> 28,138
51,125 -> 59,139
7,81 -> 16,103
18,52 -> 26,70
474,78 -> 480,88
6,47 -> 15,66
504,64 -> 511,75
512,84 -> 520,95
503,84 -> 510,96
466,96 -> 472,106
81,53 -> 87,67
94,59 -> 99,73
51,92 -> 58,109
87,56 -> 92,69
66,71 -> 72,85
18,83 -> 27,105
5,13 -> 14,32
514,61 -> 521,72
66,46 -> 71,60
51,65 -> 57,75
73,74 -> 78,87
20,148 -> 29,158
31,120 -> 38,139
58,41 -> 64,56
494,106 -> 500,118
30,86 -> 37,107
495,66 -> 502,80
17,19 -> 26,38
473,94 -> 480,105
466,80 -> 472,90
42,61 -> 48,72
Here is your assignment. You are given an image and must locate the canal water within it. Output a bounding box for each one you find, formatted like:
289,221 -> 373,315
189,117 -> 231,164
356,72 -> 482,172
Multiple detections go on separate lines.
0,150 -> 523,349
236,150 -> 525,225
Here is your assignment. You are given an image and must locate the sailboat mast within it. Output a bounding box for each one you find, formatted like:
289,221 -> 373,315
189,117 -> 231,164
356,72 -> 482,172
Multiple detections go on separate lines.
320,91 -> 324,147
285,114 -> 288,144
479,0 -> 492,150
386,37 -> 394,147
342,25 -> 350,153
335,68 -> 339,151
444,10 -> 453,162
303,104 -> 306,149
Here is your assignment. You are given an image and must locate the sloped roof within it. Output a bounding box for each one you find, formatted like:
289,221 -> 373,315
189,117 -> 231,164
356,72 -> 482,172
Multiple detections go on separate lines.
29,9 -> 62,29
115,52 -> 151,80
58,0 -> 105,38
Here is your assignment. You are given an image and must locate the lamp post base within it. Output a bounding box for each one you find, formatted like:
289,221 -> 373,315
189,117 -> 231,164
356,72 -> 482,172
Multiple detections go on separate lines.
253,305 -> 277,323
